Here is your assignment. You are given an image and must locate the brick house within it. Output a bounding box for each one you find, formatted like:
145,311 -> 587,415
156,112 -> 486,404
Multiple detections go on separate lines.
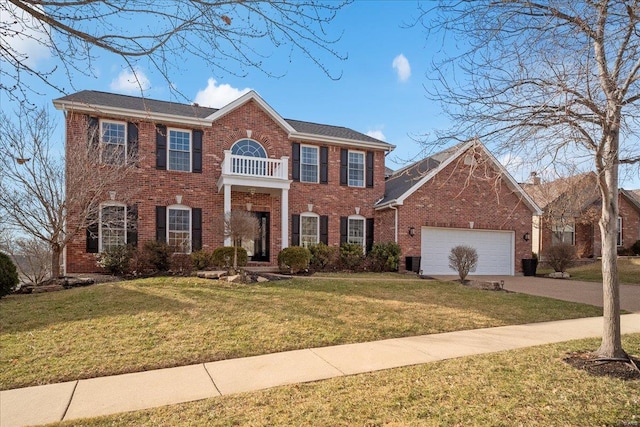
54,90 -> 539,275
375,140 -> 540,275
54,90 -> 393,273
522,172 -> 640,257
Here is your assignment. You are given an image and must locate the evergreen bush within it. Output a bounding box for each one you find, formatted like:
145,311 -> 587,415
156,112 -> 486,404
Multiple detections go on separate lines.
278,246 -> 311,274
0,252 -> 19,298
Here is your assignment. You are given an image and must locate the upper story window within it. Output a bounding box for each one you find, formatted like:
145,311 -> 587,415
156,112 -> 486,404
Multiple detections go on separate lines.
100,120 -> 126,164
348,216 -> 365,248
300,213 -> 319,247
301,145 -> 319,183
552,220 -> 575,246
348,151 -> 365,187
231,139 -> 267,158
168,206 -> 191,253
100,204 -> 126,252
617,216 -> 623,246
169,129 -> 191,172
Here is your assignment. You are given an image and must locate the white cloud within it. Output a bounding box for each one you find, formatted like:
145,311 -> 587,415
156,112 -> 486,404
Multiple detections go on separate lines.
1,3 -> 51,68
110,67 -> 151,94
367,130 -> 386,141
392,54 -> 411,82
193,78 -> 252,108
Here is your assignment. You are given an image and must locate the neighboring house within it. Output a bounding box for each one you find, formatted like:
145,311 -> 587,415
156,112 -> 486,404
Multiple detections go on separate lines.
522,173 -> 640,257
54,90 -> 393,273
374,140 -> 541,275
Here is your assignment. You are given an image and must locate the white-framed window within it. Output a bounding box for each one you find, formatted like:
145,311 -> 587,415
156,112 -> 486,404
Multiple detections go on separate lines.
300,213 -> 319,247
300,145 -> 319,183
100,203 -> 126,252
348,215 -> 365,248
552,220 -> 575,245
100,120 -> 126,164
348,150 -> 365,187
168,205 -> 191,253
168,128 -> 191,172
231,139 -> 267,158
617,216 -> 623,246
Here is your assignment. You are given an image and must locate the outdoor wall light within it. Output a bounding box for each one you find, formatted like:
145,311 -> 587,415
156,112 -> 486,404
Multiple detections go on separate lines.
408,226 -> 416,237
523,232 -> 530,242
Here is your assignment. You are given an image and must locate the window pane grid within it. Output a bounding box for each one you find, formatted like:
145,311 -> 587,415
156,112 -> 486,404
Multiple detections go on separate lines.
301,215 -> 318,247
169,130 -> 191,171
348,152 -> 364,187
301,146 -> 318,183
348,218 -> 364,246
169,209 -> 190,253
101,122 -> 126,164
101,205 -> 126,252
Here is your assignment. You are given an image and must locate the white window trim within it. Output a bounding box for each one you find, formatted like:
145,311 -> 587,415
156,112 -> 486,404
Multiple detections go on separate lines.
99,202 -> 127,252
552,219 -> 575,246
231,138 -> 268,158
167,204 -> 192,254
300,212 -> 320,247
347,214 -> 366,250
300,145 -> 319,183
617,216 -> 623,247
348,150 -> 365,188
168,127 -> 192,172
100,119 -> 127,164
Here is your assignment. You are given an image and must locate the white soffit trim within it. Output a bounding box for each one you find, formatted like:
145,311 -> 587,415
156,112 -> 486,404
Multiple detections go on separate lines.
205,90 -> 296,134
52,100 -> 211,127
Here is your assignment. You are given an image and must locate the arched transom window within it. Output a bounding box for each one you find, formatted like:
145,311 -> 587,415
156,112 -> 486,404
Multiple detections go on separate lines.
231,139 -> 267,158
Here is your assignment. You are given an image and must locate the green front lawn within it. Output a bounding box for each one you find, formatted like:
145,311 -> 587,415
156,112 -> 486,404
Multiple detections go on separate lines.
539,258 -> 640,284
48,335 -> 640,427
0,275 -> 603,390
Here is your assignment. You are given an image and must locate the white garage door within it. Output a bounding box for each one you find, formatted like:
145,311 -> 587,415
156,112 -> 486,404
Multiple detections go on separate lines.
420,227 -> 515,276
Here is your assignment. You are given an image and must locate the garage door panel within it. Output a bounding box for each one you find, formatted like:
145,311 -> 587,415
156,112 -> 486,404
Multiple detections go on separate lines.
420,227 -> 514,275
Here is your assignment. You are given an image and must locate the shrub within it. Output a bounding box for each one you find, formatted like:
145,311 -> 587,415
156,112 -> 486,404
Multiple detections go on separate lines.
308,243 -> 339,272
278,246 -> 311,274
448,245 -> 478,281
544,243 -> 577,272
339,242 -> 365,271
143,241 -> 173,272
97,245 -> 133,275
212,246 -> 247,270
191,250 -> 214,270
632,240 -> 640,256
0,252 -> 20,297
366,242 -> 401,272
170,253 -> 193,275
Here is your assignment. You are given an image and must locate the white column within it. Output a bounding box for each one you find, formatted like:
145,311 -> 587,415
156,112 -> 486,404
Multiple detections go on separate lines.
224,184 -> 232,246
281,188 -> 289,249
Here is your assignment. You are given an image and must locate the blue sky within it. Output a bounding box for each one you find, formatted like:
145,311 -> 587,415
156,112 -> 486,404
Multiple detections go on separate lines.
4,0 -> 639,188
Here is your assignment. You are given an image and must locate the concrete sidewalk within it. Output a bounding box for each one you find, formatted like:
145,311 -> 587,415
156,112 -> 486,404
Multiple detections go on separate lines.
432,275 -> 640,312
2,314 -> 639,427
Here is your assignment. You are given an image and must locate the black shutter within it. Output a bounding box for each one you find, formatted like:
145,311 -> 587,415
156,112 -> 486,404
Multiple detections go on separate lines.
340,149 -> 348,186
156,206 -> 167,242
366,151 -> 374,188
192,208 -> 202,251
127,122 -> 138,166
86,207 -> 99,253
126,205 -> 138,248
340,216 -> 348,244
292,143 -> 300,182
192,130 -> 203,173
320,146 -> 328,184
291,214 -> 300,246
366,218 -> 374,253
88,116 -> 99,153
320,215 -> 329,244
156,125 -> 167,170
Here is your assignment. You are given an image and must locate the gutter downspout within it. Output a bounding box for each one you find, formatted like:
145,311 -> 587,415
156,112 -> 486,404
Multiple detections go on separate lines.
390,205 -> 398,243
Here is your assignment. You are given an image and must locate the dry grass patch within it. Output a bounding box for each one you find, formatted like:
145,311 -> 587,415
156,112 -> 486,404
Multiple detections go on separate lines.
1,275 -> 602,390
539,258 -> 640,284
48,335 -> 640,427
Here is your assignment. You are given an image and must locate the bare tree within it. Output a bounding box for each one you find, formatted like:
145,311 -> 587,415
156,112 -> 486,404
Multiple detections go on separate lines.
0,107 -> 139,278
1,0 -> 349,107
0,232 -> 52,285
223,210 -> 259,273
420,1 -> 640,359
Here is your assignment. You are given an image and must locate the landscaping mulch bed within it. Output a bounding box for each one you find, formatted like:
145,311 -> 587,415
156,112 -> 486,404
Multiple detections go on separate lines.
563,351 -> 640,381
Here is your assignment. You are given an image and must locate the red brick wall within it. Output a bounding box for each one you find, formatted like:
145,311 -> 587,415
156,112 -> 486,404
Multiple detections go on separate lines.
592,194 -> 640,256
380,151 -> 533,273
64,101 -> 387,273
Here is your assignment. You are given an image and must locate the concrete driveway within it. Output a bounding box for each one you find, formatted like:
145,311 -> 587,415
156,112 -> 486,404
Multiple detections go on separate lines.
432,275 -> 640,312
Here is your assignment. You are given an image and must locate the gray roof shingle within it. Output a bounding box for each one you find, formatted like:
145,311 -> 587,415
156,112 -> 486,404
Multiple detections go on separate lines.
55,90 -> 390,146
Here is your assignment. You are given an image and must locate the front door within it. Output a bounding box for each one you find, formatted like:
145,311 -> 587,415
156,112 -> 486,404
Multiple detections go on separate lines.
242,212 -> 270,262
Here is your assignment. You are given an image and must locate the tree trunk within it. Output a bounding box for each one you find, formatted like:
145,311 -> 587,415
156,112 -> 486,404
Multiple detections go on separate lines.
596,133 -> 626,359
51,244 -> 62,278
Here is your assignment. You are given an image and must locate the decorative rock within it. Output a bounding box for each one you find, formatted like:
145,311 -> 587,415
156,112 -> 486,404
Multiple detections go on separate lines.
226,275 -> 239,282
256,276 -> 269,283
547,272 -> 571,279
196,271 -> 225,279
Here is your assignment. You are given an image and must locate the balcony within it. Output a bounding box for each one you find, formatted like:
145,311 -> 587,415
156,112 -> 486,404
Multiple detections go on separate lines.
217,150 -> 291,192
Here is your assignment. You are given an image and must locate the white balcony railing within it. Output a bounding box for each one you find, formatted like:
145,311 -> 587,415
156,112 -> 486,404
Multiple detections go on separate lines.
221,150 -> 288,180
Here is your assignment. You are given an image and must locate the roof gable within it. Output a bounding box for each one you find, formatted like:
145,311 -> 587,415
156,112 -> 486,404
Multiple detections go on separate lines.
376,140 -> 541,215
